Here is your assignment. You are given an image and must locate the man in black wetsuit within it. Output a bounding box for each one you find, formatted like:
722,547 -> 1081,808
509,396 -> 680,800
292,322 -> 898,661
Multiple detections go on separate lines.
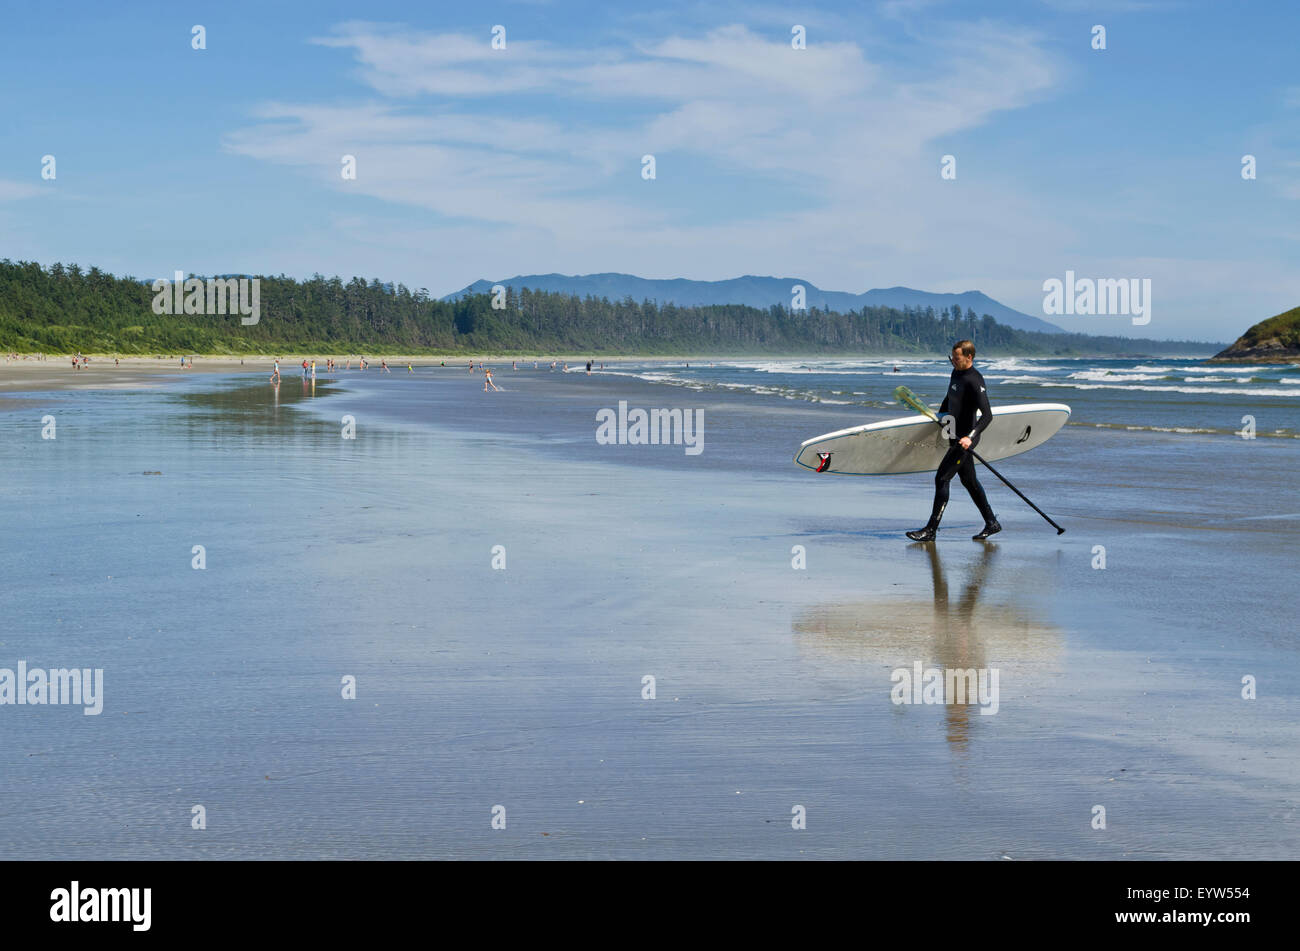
906,340 -> 1001,542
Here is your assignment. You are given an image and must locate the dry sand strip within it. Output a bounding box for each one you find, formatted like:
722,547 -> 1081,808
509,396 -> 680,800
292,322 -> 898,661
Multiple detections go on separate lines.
0,354 -> 703,394
0,356 -> 262,391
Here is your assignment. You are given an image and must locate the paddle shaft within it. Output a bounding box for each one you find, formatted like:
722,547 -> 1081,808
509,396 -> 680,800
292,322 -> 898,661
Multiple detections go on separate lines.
962,445 -> 1066,535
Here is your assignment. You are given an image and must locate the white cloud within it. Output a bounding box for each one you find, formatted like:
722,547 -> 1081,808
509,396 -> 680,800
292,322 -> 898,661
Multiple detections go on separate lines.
228,21 -> 1062,243
1036,0 -> 1180,11
0,180 -> 42,201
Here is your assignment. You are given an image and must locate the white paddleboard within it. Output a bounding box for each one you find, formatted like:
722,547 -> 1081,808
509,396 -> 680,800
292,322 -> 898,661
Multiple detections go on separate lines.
794,403 -> 1070,475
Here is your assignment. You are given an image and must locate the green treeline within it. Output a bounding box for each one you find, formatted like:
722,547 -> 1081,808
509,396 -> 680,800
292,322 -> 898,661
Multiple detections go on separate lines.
0,260 -> 1218,356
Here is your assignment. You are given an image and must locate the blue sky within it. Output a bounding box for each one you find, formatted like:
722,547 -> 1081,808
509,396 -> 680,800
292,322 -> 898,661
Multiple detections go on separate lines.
1,0 -> 1297,341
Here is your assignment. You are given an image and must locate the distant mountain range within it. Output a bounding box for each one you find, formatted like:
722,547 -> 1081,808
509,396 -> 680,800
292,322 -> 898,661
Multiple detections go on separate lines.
443,273 -> 1064,334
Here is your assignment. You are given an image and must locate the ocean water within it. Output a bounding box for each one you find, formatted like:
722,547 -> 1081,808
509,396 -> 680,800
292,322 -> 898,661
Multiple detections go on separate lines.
0,357 -> 1296,859
596,356 -> 1300,438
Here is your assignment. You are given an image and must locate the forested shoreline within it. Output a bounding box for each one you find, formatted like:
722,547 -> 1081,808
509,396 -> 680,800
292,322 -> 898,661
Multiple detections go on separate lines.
0,260 -> 1220,356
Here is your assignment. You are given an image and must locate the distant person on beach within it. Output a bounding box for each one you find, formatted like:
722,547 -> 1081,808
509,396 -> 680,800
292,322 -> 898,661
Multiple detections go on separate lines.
407,363 -> 413,373
512,361 -> 517,370
586,360 -> 592,375
483,367 -> 500,392
271,360 -> 280,384
906,340 -> 1000,543
381,360 -> 391,373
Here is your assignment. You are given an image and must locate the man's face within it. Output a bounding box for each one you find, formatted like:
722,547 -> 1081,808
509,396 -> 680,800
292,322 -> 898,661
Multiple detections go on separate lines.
949,349 -> 973,371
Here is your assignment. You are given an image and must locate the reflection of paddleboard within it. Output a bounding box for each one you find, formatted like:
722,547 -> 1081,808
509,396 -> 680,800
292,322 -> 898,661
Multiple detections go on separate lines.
794,403 -> 1070,475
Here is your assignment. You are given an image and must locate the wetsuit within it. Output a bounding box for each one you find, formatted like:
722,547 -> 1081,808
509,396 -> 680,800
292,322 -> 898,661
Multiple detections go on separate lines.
925,365 -> 997,528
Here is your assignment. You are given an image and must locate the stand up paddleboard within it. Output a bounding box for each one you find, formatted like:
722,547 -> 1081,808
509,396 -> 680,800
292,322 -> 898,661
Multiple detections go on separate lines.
794,403 -> 1070,475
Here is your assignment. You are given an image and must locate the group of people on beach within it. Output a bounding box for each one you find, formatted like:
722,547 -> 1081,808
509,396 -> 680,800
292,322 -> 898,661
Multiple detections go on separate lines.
462,357 -> 605,393
268,355 -> 406,384
263,355 -> 606,391
55,354 -> 127,368
66,354 -> 128,368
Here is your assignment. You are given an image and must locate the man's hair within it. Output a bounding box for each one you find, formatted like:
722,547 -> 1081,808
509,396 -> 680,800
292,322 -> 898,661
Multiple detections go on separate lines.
952,339 -> 976,359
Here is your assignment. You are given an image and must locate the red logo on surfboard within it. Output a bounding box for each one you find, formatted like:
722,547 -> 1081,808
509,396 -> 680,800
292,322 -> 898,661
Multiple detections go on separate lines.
816,452 -> 833,472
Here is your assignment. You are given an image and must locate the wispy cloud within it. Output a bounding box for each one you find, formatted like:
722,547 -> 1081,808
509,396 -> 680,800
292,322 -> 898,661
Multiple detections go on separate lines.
0,180 -> 42,201
227,20 -> 1062,250
1036,0 -> 1181,11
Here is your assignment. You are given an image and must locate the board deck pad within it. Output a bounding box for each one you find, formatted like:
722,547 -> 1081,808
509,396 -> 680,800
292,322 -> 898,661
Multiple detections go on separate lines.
794,403 -> 1071,475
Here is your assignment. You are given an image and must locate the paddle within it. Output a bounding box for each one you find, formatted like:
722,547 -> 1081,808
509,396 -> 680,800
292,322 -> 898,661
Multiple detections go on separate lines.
894,385 -> 1066,535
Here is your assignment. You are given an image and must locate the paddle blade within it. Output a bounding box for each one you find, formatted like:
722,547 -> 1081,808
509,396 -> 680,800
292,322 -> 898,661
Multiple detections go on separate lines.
893,385 -> 938,420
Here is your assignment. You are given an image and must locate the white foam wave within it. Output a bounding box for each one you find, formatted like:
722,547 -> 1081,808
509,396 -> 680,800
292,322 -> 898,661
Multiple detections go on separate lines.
1090,423 -> 1299,437
725,360 -> 933,373
1069,370 -> 1168,382
1054,383 -> 1300,397
982,359 -> 1068,372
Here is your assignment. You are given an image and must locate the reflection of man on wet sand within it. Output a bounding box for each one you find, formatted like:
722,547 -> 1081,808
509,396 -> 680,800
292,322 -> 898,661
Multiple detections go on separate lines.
792,543 -> 1060,749
925,540 -> 994,750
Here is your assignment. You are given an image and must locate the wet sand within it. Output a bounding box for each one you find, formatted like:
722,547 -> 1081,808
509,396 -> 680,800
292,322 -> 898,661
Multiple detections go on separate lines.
0,365 -> 1295,859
